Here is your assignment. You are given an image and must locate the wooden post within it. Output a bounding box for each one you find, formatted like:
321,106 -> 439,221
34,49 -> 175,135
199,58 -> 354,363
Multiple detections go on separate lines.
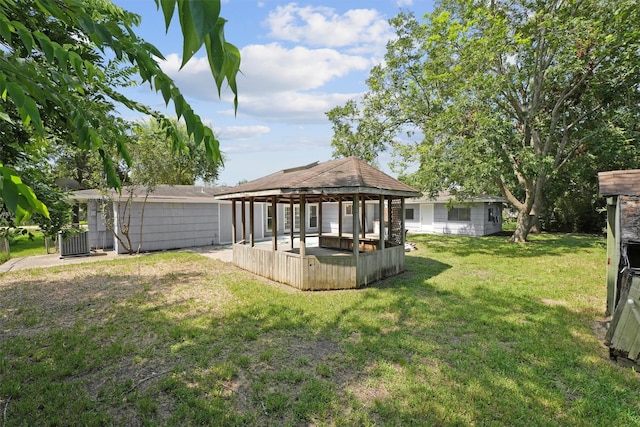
241,198 -> 246,245
606,196 -> 619,316
378,195 -> 385,251
231,200 -> 237,244
401,197 -> 406,246
300,194 -> 306,257
353,194 -> 360,257
249,197 -> 255,247
338,196 -> 343,238
361,195 -> 366,239
318,197 -> 323,237
289,198 -> 294,249
272,196 -> 278,251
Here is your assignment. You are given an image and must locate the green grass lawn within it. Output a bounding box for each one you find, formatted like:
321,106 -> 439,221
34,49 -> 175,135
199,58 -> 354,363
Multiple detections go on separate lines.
1,230 -> 49,262
0,233 -> 638,426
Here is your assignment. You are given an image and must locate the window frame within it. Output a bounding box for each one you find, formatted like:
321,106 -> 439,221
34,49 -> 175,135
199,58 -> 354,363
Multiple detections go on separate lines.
447,207 -> 471,222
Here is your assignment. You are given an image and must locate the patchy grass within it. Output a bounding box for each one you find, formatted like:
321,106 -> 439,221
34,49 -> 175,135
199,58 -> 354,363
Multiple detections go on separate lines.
2,230 -> 48,260
0,233 -> 638,426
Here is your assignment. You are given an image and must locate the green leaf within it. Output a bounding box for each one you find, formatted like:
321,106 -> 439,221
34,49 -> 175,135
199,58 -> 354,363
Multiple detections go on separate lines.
178,1 -> 199,67
14,21 -> 34,52
6,82 -> 25,107
188,0 -> 220,47
158,0 -> 177,32
55,46 -> 69,72
0,15 -> 13,42
21,97 -> 43,135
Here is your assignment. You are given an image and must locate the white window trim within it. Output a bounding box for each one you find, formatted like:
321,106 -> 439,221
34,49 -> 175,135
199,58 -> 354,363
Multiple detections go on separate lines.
344,203 -> 353,216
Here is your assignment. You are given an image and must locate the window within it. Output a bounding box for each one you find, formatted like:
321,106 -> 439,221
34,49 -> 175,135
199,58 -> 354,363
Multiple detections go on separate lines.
284,206 -> 291,230
267,206 -> 273,231
308,205 -> 318,228
284,206 -> 300,230
405,208 -> 415,220
345,203 -> 353,216
488,207 -> 495,223
448,207 -> 471,221
294,206 -> 300,230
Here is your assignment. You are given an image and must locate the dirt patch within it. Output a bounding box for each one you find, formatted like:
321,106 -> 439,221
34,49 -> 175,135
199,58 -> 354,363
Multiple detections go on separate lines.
1,257 -> 233,337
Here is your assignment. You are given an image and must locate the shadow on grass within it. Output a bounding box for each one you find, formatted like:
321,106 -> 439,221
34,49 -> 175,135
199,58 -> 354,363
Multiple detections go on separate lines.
0,247 -> 636,426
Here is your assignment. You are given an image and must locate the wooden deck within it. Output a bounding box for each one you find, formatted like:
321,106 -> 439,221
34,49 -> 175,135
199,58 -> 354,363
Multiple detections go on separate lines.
233,242 -> 405,291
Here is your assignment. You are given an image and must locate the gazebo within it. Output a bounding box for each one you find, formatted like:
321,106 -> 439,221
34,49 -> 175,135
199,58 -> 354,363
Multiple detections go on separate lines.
215,157 -> 421,290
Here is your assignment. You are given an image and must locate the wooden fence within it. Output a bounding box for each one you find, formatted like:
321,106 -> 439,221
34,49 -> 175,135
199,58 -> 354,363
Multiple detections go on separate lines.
233,244 -> 405,291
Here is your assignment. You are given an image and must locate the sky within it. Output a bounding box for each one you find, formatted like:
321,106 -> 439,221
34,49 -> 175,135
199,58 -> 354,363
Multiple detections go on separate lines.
112,0 -> 435,186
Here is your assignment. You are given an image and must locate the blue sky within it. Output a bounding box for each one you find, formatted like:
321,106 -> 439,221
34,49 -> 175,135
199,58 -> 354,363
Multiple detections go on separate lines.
112,0 -> 435,186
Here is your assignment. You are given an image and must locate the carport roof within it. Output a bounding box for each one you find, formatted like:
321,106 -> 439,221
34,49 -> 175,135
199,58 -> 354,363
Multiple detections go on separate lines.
598,169 -> 640,196
214,157 -> 421,201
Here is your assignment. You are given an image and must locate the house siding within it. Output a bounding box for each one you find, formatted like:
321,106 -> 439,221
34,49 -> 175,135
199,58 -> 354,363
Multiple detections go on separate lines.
86,200 -> 114,249
112,201 -> 220,254
406,201 -> 504,237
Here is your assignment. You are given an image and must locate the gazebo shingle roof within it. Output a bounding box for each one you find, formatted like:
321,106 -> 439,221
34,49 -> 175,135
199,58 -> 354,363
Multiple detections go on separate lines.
215,157 -> 420,201
598,169 -> 640,197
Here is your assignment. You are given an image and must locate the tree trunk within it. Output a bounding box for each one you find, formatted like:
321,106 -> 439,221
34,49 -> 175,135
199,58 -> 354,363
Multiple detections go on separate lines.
510,209 -> 531,243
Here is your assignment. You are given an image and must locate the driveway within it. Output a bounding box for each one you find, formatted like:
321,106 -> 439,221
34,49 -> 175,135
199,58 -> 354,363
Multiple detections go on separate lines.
0,245 -> 234,273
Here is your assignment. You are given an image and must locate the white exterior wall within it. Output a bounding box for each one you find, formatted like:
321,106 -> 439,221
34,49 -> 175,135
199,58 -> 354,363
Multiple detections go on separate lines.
404,203 -> 422,232
321,201 -> 378,234
407,202 -> 504,236
112,201 -> 220,254
218,201 -> 266,244
86,200 -> 114,249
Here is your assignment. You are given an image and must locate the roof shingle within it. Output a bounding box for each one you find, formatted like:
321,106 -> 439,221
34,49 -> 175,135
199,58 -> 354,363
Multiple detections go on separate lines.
598,170 -> 640,196
215,157 -> 420,200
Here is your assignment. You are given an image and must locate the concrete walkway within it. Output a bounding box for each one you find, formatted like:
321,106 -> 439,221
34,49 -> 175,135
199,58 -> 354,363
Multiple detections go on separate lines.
0,245 -> 234,273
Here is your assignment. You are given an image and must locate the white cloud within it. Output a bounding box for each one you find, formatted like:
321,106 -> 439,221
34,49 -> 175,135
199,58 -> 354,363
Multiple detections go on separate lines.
239,43 -> 370,94
237,91 -> 361,123
216,125 -> 270,140
160,44 -> 369,123
265,4 -> 392,55
396,0 -> 414,6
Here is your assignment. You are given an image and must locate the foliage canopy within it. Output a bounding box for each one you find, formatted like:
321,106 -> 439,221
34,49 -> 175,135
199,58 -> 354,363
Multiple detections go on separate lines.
328,0 -> 640,241
0,0 -> 240,223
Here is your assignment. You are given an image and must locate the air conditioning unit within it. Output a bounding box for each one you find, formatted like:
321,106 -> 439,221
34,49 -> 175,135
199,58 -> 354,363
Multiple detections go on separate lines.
59,230 -> 90,258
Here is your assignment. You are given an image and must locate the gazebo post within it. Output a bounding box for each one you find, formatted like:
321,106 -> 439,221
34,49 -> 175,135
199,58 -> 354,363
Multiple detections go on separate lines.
338,196 -> 343,238
401,197 -> 406,246
272,196 -> 277,251
241,198 -> 246,245
249,197 -> 255,247
353,193 -> 360,258
289,198 -> 294,249
378,195 -> 385,251
361,196 -> 366,239
300,194 -> 306,257
318,197 -> 323,237
231,200 -> 236,244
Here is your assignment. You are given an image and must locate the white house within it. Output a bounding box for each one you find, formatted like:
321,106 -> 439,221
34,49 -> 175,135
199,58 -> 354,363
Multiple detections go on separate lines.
404,193 -> 505,236
70,185 -> 505,255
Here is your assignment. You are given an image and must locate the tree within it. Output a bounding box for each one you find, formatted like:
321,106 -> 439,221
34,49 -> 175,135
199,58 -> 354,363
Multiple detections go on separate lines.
328,0 -> 640,242
0,0 -> 240,221
129,118 -> 222,186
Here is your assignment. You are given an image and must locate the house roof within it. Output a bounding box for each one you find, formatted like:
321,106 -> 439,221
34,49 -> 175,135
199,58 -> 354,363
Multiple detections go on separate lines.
598,170 -> 640,196
409,191 -> 506,204
69,185 -> 228,203
215,157 -> 421,202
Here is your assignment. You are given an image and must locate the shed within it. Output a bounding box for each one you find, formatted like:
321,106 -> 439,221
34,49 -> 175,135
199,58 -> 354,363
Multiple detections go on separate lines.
70,185 -> 253,254
215,157 -> 421,290
404,193 -> 505,236
598,169 -> 640,364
